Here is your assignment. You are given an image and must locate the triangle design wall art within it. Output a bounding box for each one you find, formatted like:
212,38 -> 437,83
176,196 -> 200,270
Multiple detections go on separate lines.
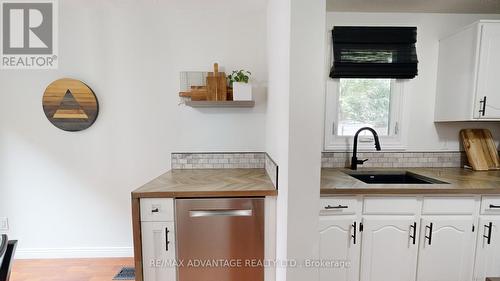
52,90 -> 89,119
42,78 -> 99,131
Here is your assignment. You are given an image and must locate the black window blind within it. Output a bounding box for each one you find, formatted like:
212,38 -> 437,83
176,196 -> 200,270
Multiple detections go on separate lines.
330,26 -> 418,79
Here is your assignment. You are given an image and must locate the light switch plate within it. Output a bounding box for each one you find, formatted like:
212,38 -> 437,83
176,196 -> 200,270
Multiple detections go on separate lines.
0,217 -> 9,231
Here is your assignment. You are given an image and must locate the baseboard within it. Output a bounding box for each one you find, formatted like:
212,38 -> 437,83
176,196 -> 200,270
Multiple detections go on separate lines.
15,246 -> 134,259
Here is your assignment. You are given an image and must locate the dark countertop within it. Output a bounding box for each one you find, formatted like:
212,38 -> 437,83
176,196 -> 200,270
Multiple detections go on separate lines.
132,169 -> 277,198
321,168 -> 500,195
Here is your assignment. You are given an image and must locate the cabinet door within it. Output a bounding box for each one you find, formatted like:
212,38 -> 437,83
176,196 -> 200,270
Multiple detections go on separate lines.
474,217 -> 500,281
416,216 -> 475,281
141,221 -> 176,281
475,23 -> 500,119
319,216 -> 360,281
360,216 -> 419,281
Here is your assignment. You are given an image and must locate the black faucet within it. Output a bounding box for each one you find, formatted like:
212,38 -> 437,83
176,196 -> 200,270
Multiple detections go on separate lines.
351,127 -> 381,170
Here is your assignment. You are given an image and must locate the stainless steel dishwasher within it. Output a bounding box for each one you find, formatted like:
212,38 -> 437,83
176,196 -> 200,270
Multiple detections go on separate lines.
175,198 -> 264,281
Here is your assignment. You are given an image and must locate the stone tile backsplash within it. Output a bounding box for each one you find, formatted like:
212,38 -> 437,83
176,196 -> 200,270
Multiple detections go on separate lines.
172,152 -> 266,169
171,151 -> 467,188
173,152 -> 466,169
265,154 -> 279,188
322,151 -> 467,168
171,152 -> 279,188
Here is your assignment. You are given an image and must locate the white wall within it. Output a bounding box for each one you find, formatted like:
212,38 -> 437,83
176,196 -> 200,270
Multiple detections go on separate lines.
0,0 -> 268,258
326,12 -> 500,151
286,0 -> 325,280
266,0 -> 290,280
266,1 -> 325,281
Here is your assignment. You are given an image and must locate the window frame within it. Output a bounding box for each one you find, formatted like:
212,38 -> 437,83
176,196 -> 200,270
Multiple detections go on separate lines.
324,78 -> 407,151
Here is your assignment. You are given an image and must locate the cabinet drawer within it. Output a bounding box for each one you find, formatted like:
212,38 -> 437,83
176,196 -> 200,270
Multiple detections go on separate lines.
140,198 -> 174,222
422,197 -> 476,215
481,196 -> 500,215
319,197 -> 359,215
363,197 -> 419,215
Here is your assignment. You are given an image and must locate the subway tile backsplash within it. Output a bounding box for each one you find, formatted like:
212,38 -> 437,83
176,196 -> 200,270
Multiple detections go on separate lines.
171,151 -> 467,187
172,152 -> 266,169
265,154 -> 279,188
322,151 -> 467,168
171,152 -> 279,188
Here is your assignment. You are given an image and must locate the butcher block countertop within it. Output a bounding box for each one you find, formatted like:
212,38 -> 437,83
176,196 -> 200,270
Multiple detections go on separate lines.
321,168 -> 500,195
132,169 -> 277,198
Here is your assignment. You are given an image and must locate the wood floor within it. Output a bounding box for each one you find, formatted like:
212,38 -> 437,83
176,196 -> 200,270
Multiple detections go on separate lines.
10,258 -> 134,281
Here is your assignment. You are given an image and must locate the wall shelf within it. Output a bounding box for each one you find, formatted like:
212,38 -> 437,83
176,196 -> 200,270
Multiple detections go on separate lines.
185,100 -> 255,108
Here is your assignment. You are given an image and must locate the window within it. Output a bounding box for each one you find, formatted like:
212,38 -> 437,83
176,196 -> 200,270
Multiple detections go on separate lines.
324,78 -> 406,150
338,79 -> 391,136
325,26 -> 414,151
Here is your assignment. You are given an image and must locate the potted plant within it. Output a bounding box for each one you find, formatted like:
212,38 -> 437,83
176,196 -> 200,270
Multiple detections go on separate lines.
228,70 -> 252,101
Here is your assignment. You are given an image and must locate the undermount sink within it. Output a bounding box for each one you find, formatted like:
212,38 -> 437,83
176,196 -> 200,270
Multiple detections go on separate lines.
345,171 -> 449,185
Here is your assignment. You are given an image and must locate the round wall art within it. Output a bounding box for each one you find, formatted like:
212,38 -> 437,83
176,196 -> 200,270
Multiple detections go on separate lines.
42,78 -> 99,132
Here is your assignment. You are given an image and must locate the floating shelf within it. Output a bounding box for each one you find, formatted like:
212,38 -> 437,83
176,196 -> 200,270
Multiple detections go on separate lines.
185,100 -> 255,108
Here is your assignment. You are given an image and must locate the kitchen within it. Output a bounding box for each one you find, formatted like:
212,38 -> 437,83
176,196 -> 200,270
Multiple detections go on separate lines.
0,1 -> 499,281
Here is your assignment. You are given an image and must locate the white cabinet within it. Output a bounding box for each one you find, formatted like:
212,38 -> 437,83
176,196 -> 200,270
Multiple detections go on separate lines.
416,216 -> 476,281
319,197 -> 361,281
360,216 -> 419,281
473,197 -> 500,281
317,196 -> 487,281
140,198 -> 176,281
475,24 -> 500,119
435,20 -> 500,121
319,216 -> 360,281
474,217 -> 500,281
141,222 -> 176,281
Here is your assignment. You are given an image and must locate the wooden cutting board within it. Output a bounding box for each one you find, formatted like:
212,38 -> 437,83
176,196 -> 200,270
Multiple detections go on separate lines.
206,63 -> 227,101
460,129 -> 500,171
179,86 -> 208,101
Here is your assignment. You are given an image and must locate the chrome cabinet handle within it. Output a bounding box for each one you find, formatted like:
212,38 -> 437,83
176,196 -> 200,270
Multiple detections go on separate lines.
325,205 -> 348,209
409,222 -> 417,245
189,210 -> 252,217
484,222 -> 493,245
425,223 -> 433,245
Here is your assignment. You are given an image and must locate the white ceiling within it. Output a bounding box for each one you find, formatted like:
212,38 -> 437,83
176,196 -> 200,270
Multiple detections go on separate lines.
327,0 -> 500,14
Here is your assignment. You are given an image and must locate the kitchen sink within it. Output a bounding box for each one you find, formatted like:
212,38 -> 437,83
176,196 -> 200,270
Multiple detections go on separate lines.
345,171 -> 448,184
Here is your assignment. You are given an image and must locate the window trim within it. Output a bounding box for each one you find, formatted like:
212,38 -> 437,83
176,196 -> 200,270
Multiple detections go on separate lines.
324,78 -> 407,151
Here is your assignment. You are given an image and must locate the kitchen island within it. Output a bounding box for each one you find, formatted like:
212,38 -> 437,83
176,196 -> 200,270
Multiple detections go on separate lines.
131,168 -> 277,281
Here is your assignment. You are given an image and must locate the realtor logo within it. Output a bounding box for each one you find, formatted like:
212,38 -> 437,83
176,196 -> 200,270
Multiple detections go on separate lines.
1,0 -> 58,69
